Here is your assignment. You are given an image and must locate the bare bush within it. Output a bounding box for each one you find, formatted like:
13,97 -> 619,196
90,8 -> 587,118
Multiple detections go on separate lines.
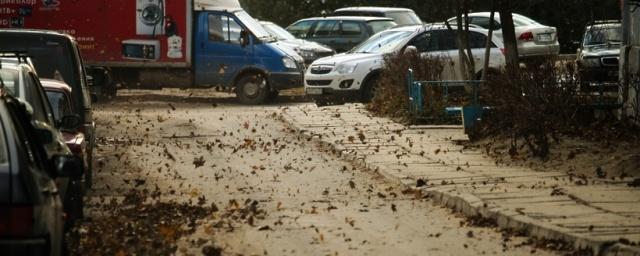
367,51 -> 445,121
479,59 -> 584,158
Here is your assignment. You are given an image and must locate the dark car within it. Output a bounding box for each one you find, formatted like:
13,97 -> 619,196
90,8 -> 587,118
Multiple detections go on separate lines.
42,79 -> 89,178
576,21 -> 622,91
0,56 -> 84,228
260,21 -> 336,64
0,88 -> 82,256
0,29 -> 96,188
286,16 -> 397,53
333,7 -> 423,26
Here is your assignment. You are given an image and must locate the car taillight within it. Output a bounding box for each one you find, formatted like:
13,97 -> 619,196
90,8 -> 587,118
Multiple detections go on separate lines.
0,206 -> 33,236
518,31 -> 534,41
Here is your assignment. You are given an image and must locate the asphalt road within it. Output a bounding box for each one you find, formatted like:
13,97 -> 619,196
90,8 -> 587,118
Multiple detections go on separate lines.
79,89 -> 559,256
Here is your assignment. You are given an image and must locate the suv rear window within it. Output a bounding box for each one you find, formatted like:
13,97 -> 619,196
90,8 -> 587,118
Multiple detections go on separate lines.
367,20 -> 397,34
386,11 -> 422,25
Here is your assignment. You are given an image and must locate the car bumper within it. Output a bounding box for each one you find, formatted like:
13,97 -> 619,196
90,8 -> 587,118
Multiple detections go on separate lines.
304,72 -> 365,101
518,42 -> 560,58
579,66 -> 619,82
269,71 -> 304,90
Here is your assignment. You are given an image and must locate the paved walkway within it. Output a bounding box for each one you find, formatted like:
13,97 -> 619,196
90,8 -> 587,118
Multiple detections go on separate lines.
280,104 -> 640,256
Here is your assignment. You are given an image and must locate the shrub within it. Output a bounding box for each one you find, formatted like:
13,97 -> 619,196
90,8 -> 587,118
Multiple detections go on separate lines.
367,51 -> 446,122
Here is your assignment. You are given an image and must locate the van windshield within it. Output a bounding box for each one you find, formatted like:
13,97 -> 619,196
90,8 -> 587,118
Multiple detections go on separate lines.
0,35 -> 75,89
235,11 -> 274,41
584,26 -> 622,45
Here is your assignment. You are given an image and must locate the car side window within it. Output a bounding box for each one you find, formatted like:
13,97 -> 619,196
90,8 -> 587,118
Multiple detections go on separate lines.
311,20 -> 339,37
471,17 -> 501,30
46,91 -> 72,122
438,30 -> 458,51
341,21 -> 363,37
208,14 -> 243,44
287,20 -> 314,38
22,72 -> 48,124
409,32 -> 433,52
468,31 -> 492,48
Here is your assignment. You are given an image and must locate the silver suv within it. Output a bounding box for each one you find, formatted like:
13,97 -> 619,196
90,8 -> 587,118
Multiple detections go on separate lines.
576,21 -> 622,91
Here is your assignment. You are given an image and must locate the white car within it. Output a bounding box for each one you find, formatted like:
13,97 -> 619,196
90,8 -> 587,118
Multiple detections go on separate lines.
448,12 -> 560,59
304,24 -> 506,104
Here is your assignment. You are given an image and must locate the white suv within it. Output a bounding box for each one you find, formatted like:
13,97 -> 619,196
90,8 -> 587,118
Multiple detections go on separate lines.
304,25 -> 506,104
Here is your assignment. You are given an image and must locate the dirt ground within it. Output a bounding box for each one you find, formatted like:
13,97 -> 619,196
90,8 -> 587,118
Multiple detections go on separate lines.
67,89 -> 565,256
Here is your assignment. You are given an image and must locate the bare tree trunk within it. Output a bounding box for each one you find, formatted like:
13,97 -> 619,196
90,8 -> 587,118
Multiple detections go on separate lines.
462,0 -> 476,80
499,0 -> 519,77
482,0 -> 496,80
454,0 -> 470,80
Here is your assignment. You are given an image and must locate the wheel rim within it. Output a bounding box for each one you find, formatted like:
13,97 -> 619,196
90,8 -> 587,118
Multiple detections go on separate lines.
244,81 -> 260,98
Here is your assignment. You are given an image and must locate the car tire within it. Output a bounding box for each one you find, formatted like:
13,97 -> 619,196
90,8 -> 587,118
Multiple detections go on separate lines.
236,73 -> 269,105
360,75 -> 379,103
64,181 -> 84,230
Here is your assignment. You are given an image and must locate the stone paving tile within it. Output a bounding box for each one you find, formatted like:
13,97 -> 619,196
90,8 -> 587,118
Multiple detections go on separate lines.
280,104 -> 640,255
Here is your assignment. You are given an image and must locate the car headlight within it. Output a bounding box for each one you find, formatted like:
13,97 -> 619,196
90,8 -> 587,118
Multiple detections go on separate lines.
335,63 -> 357,74
582,57 -> 601,67
282,57 -> 298,70
298,49 -> 316,59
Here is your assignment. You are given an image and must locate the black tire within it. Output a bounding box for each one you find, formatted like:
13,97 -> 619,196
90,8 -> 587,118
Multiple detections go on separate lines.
64,181 -> 84,230
315,99 -> 328,107
236,73 -> 269,105
360,75 -> 379,103
267,90 -> 280,103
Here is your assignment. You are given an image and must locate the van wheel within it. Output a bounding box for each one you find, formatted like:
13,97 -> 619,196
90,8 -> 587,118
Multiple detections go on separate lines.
236,73 -> 269,105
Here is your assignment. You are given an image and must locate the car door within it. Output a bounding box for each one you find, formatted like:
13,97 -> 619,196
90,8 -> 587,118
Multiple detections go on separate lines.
195,12 -> 251,87
412,30 -> 460,80
307,20 -> 340,51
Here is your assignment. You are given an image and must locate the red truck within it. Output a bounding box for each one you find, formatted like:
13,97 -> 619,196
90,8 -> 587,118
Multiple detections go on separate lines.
0,0 -> 304,104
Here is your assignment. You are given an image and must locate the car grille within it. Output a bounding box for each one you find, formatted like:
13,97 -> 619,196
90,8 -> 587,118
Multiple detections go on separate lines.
309,65 -> 334,75
306,80 -> 332,86
601,56 -> 619,67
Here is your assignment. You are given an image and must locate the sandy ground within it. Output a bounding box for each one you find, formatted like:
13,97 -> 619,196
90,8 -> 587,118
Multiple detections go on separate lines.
69,89 -> 563,255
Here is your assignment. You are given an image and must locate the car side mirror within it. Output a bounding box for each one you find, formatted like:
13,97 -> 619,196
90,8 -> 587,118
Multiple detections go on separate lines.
52,155 -> 83,178
240,30 -> 250,48
404,45 -> 419,55
87,75 -> 94,87
35,128 -> 53,144
59,114 -> 82,131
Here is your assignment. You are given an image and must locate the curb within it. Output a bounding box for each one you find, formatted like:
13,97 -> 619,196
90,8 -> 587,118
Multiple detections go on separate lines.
279,110 -> 640,256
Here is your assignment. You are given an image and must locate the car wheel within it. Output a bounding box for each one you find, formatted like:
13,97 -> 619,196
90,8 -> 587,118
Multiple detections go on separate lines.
360,75 -> 379,103
64,181 -> 84,230
236,73 -> 269,105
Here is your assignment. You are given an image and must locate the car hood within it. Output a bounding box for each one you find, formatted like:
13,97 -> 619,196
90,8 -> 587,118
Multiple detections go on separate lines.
278,39 -> 334,53
270,42 -> 305,63
312,52 -> 383,67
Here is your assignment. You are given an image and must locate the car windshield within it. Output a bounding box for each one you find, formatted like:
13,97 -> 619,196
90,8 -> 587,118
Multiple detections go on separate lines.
235,11 -> 275,41
386,11 -> 422,25
45,90 -> 71,122
352,30 -> 413,54
262,23 -> 296,40
584,26 -> 622,45
0,69 -> 20,96
0,35 -> 75,88
367,20 -> 398,34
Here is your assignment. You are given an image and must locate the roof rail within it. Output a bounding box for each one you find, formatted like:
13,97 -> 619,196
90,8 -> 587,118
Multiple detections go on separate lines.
0,51 -> 31,66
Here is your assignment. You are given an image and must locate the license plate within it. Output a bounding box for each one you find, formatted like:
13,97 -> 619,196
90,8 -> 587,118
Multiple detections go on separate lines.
538,33 -> 552,42
306,88 -> 323,95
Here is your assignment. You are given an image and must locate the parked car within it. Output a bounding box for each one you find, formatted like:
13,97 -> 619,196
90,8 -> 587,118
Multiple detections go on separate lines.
448,12 -> 560,59
286,16 -> 397,53
0,56 -> 84,228
0,30 -> 96,189
260,21 -> 336,64
576,21 -> 622,91
333,7 -> 423,25
0,89 -> 82,256
305,24 -> 505,104
42,79 -> 90,177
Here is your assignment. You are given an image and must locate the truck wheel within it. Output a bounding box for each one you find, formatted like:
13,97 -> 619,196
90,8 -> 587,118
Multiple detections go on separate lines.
236,73 -> 269,105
